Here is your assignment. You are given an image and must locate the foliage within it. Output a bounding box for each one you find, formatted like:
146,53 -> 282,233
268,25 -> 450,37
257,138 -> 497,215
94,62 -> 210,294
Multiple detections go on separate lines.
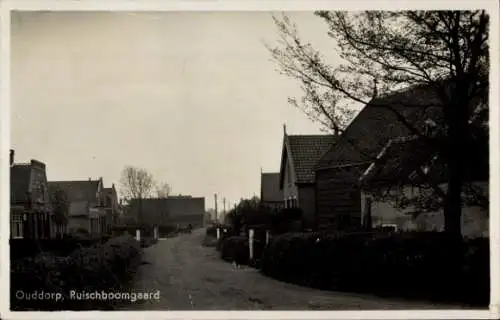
227,196 -> 272,226
260,231 -> 488,306
201,235 -> 219,247
119,166 -> 155,224
205,225 -> 218,238
157,224 -> 177,236
9,236 -> 112,260
266,11 -> 489,237
219,236 -> 266,267
205,224 -> 232,237
50,186 -> 69,226
11,235 -> 143,310
220,236 -> 249,265
225,197 -> 304,234
119,166 -> 155,201
155,181 -> 172,198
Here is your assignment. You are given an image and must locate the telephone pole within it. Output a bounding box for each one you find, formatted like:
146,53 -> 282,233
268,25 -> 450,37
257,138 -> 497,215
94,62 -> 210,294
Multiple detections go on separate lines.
214,193 -> 218,223
223,197 -> 226,213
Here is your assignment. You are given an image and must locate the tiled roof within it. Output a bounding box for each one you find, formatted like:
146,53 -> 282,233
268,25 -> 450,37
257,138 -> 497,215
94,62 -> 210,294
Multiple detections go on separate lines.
316,84 -> 444,169
359,136 -> 435,188
261,172 -> 282,202
360,133 -> 488,189
285,134 -> 338,184
48,180 -> 100,202
10,164 -> 32,204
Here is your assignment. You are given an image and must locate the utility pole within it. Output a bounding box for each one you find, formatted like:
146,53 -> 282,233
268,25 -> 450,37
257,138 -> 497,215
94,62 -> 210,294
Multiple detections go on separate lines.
214,193 -> 218,223
223,197 -> 226,213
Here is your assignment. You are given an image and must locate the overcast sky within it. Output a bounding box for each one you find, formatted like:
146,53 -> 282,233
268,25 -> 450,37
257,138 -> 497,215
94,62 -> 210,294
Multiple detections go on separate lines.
11,11 -> 340,209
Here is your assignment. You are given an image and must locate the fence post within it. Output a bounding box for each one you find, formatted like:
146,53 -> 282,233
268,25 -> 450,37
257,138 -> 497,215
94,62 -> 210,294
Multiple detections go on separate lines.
265,229 -> 270,246
154,225 -> 158,240
216,227 -> 221,240
136,229 -> 140,242
249,229 -> 254,261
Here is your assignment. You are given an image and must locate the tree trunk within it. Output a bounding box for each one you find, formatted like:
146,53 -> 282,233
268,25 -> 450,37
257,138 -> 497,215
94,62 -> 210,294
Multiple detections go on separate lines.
443,83 -> 469,240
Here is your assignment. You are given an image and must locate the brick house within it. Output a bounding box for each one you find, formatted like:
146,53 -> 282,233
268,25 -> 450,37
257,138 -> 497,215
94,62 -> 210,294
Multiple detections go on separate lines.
279,125 -> 337,229
10,150 -> 54,239
100,184 -> 120,233
125,196 -> 205,228
260,171 -> 283,212
314,83 -> 487,231
359,135 -> 489,237
48,177 -> 108,235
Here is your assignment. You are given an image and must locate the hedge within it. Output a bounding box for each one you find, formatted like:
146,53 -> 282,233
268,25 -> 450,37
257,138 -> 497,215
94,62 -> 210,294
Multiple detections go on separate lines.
219,236 -> 266,266
206,224 -> 233,238
10,235 -> 113,260
260,231 -> 489,306
11,235 -> 143,311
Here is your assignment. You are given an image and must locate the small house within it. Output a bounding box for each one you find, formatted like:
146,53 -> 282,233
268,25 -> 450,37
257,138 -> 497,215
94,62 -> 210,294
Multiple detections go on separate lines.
279,125 -> 337,229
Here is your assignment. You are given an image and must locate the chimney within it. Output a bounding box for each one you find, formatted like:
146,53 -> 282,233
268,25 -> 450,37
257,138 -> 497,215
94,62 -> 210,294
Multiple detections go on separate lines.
9,149 -> 14,166
89,177 -> 91,181
283,123 -> 287,135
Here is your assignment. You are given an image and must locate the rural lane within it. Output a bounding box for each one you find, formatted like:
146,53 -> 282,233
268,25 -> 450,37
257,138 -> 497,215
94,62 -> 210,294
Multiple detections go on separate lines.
118,228 -> 463,310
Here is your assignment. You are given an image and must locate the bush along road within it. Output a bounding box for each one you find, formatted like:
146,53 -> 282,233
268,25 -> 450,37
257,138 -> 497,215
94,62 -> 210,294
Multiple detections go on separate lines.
119,228 -> 465,310
10,235 -> 143,311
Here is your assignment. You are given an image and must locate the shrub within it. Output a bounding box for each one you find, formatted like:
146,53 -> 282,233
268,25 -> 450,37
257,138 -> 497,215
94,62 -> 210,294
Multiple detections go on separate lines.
11,235 -> 143,311
202,235 -> 219,247
218,235 -> 266,267
9,236 -> 112,260
220,236 -> 249,265
140,237 -> 158,248
206,226 -> 218,237
158,224 -> 176,236
206,224 -> 232,237
260,231 -> 489,306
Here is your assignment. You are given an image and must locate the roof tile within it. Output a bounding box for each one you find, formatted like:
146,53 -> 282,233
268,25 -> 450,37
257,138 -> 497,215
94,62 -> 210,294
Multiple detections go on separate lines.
287,134 -> 338,183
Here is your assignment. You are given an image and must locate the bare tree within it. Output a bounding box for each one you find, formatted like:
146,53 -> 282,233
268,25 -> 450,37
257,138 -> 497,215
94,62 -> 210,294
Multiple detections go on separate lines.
155,181 -> 172,198
119,166 -> 155,224
266,11 -> 489,238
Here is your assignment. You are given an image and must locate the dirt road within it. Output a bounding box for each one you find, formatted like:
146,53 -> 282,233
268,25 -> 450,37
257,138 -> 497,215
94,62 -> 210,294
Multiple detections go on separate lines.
118,228 -> 463,310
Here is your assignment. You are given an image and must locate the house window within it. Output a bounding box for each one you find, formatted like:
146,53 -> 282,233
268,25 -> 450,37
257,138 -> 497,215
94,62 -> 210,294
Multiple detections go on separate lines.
11,214 -> 24,239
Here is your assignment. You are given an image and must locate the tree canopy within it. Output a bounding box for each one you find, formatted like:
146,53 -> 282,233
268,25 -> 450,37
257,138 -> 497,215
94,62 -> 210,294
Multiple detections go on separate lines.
266,11 -> 489,237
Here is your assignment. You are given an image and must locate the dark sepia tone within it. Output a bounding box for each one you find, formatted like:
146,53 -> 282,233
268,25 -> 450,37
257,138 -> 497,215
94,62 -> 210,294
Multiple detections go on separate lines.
9,10 -> 489,311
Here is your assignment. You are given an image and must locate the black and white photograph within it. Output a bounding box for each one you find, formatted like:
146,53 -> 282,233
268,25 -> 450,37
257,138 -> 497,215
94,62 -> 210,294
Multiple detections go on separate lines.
3,0 -> 497,317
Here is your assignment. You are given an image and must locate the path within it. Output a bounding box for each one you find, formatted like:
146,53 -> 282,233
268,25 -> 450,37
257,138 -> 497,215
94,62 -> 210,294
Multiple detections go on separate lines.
118,228 -> 465,310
